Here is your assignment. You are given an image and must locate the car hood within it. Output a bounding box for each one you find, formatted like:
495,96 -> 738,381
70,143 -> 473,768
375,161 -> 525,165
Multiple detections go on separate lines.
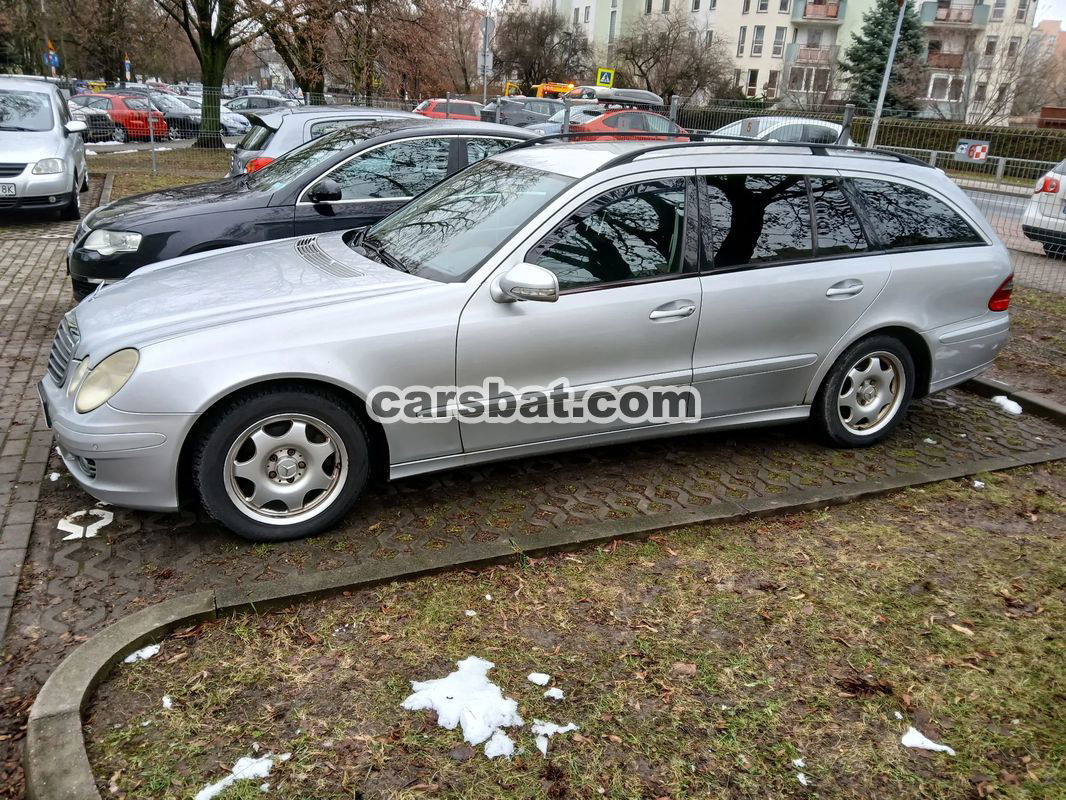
85,177 -> 264,229
0,132 -> 61,162
73,232 -> 429,357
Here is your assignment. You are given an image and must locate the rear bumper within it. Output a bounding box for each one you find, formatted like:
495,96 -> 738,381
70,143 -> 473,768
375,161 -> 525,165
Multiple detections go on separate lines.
1021,224 -> 1066,245
926,313 -> 1010,393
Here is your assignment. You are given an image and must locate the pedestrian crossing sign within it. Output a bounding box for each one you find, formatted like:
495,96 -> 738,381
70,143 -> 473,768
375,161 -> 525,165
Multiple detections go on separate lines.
596,67 -> 615,88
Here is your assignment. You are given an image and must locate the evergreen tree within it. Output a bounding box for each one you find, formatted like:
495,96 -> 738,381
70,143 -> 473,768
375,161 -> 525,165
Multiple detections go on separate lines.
839,0 -> 925,111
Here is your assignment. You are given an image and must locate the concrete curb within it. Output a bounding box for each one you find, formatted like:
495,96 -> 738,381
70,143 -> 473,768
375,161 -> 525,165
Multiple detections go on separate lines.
23,438 -> 1066,799
99,173 -> 114,206
966,377 -> 1066,427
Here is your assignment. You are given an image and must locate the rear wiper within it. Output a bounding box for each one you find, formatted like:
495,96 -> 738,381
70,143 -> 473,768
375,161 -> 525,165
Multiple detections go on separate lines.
360,236 -> 411,273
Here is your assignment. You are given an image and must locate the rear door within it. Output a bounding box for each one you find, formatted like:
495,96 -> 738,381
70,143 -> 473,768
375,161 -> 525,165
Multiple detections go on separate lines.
293,135 -> 458,235
692,169 -> 891,416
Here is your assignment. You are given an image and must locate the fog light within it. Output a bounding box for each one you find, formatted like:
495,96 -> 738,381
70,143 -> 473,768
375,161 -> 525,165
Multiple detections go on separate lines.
72,454 -> 97,479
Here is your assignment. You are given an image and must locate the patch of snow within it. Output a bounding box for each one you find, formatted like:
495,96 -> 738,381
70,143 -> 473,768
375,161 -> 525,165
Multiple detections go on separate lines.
48,472 -> 60,481
527,672 -> 550,686
990,395 -> 1022,416
484,730 -> 515,759
85,149 -> 98,156
140,719 -> 151,727
544,687 -> 564,700
531,720 -> 578,757
894,711 -> 904,720
792,757 -> 805,768
485,594 -> 493,601
464,610 -> 477,617
194,754 -> 280,800
225,142 -> 236,149
154,147 -> 173,152
162,695 -> 173,710
259,783 -> 270,792
973,480 -> 985,489
923,437 -> 937,445
901,726 -> 956,756
401,656 -> 523,754
797,772 -> 809,786
123,644 -> 160,663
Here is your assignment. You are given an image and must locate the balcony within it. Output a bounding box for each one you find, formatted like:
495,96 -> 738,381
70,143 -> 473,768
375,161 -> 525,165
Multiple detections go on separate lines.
786,43 -> 839,64
926,51 -> 965,69
919,2 -> 990,27
792,0 -> 846,24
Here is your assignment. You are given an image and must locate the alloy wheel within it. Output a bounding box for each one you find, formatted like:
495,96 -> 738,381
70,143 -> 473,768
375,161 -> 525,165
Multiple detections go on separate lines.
836,351 -> 906,436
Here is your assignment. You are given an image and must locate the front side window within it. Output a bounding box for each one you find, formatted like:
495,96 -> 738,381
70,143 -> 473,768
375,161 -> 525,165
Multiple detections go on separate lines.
228,97 -> 248,110
323,137 -> 451,200
702,174 -> 813,268
529,178 -> 688,291
809,177 -> 867,256
124,97 -> 148,111
804,124 -> 838,144
851,179 -> 982,249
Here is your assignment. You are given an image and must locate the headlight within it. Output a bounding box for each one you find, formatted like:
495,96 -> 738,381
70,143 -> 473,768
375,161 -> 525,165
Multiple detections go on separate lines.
32,158 -> 65,175
67,358 -> 90,397
75,349 -> 139,413
82,229 -> 142,256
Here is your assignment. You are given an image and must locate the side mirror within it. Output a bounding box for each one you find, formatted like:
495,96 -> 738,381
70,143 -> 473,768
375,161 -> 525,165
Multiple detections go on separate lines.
65,120 -> 88,135
490,263 -> 559,303
308,178 -> 342,203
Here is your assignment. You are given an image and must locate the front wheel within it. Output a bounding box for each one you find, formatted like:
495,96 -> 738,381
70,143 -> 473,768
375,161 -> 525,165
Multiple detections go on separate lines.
192,386 -> 370,541
812,336 -> 915,448
58,178 -> 81,220
113,125 -> 128,143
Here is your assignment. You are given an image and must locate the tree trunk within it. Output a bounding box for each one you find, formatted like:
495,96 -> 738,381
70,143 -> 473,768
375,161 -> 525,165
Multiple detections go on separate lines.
195,44 -> 228,149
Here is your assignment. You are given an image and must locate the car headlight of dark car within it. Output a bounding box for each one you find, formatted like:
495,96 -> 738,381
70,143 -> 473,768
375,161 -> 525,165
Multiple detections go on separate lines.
82,229 -> 142,256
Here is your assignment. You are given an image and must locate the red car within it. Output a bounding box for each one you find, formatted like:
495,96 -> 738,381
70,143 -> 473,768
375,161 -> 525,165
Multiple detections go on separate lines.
571,109 -> 687,142
84,93 -> 168,142
414,98 -> 484,122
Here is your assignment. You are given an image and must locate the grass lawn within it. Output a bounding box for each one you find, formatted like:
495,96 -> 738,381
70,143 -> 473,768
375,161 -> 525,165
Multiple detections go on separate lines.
89,147 -> 230,200
988,286 -> 1066,406
85,462 -> 1065,799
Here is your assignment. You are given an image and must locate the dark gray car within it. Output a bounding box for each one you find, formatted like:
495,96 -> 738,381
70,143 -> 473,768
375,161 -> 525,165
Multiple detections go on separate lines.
480,97 -> 565,127
229,105 -> 422,176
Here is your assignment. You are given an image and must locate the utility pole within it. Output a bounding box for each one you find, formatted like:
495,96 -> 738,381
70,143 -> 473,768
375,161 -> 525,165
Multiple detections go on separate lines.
480,12 -> 494,105
866,0 -> 907,149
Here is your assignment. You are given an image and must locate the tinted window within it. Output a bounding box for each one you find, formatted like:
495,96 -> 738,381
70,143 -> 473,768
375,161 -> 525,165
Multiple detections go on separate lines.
228,97 -> 249,110
467,137 -> 518,164
767,123 -> 805,141
325,137 -> 451,200
809,177 -> 867,256
852,179 -> 983,249
804,124 -> 838,144
238,123 -> 273,151
0,90 -> 55,131
643,113 -> 677,133
124,97 -> 148,111
309,118 -> 365,138
703,174 -> 813,268
530,178 -> 687,291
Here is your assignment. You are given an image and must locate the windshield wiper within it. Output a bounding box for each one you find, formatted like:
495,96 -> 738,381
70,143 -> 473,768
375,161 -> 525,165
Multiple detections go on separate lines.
0,126 -> 34,132
359,236 -> 411,274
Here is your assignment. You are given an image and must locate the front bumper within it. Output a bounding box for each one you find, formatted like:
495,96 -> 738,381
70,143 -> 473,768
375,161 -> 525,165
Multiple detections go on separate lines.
0,167 -> 75,212
38,377 -> 197,511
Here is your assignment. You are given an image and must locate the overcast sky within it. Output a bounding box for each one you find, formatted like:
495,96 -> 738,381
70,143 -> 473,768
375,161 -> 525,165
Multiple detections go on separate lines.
1036,0 -> 1066,27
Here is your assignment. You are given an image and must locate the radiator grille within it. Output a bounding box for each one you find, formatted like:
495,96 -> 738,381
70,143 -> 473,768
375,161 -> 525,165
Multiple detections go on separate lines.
47,315 -> 80,386
0,163 -> 26,178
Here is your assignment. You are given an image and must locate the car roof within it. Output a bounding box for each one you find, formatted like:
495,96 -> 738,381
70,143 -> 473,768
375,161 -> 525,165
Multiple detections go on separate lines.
0,76 -> 61,93
734,115 -> 843,128
249,105 -> 421,128
312,118 -> 537,149
492,140 -> 932,179
425,98 -> 481,104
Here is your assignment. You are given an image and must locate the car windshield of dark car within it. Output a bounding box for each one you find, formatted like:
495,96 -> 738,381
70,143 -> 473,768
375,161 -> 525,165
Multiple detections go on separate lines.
360,158 -> 574,283
0,90 -> 54,131
244,124 -> 385,192
151,94 -> 190,113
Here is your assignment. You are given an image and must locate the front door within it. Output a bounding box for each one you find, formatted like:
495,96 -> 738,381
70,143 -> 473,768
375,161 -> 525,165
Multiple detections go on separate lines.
293,136 -> 458,235
456,175 -> 702,453
692,170 -> 891,417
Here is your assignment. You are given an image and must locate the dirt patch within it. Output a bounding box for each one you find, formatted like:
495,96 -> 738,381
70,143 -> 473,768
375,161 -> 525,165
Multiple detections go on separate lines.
84,463 -> 1066,799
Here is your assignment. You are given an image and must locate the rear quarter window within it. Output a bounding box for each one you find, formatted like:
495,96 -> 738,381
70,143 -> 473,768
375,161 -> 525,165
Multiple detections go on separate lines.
308,118 -> 364,139
851,178 -> 983,249
238,123 -> 274,151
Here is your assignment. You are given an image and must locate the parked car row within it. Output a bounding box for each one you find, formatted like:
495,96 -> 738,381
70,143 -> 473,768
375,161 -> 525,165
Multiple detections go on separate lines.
3,82 -> 1014,543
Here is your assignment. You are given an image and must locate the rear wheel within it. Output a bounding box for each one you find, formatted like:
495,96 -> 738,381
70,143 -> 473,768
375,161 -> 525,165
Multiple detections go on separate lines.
812,335 -> 915,448
113,125 -> 128,143
193,386 -> 370,541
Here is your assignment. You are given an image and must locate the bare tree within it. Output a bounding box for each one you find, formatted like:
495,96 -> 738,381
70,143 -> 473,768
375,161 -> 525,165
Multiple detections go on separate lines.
492,8 -> 591,93
613,11 -> 733,100
248,0 -> 333,102
153,0 -> 260,146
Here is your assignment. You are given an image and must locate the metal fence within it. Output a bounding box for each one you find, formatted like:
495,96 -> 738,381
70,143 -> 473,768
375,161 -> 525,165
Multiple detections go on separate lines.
77,88 -> 1066,294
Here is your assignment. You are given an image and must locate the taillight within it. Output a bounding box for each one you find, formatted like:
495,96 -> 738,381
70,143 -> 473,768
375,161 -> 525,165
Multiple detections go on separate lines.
988,274 -> 1013,312
1035,175 -> 1060,194
245,157 -> 273,173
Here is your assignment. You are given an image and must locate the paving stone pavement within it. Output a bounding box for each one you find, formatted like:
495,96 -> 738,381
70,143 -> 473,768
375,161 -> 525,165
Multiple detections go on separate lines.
1,187 -> 1065,796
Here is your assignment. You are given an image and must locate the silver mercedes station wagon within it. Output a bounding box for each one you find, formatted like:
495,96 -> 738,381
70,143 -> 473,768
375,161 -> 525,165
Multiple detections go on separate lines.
40,140 -> 1013,541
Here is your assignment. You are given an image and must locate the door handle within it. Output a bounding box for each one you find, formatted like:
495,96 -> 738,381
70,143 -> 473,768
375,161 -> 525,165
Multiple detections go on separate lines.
649,302 -> 696,320
826,279 -> 864,298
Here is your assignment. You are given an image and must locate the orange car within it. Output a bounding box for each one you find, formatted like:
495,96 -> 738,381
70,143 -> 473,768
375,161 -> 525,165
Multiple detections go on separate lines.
78,93 -> 168,142
413,98 -> 484,122
569,109 -> 687,142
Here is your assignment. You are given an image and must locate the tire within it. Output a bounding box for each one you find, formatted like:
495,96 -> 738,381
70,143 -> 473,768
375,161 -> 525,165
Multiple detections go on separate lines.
113,125 -> 127,143
80,172 -> 89,192
59,177 -> 81,220
811,335 -> 916,448
192,386 -> 370,541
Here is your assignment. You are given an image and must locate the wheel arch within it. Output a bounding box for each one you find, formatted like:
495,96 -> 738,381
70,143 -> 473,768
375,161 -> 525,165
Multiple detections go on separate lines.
809,324 -> 933,404
175,377 -> 391,506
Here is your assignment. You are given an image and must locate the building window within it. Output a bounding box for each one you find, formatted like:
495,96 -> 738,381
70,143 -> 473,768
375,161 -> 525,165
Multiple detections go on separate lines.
974,82 -> 988,102
585,5 -> 591,21
773,26 -> 786,56
734,69 -> 742,87
928,74 -> 964,101
1016,0 -> 1029,22
1007,36 -> 1021,57
746,69 -> 760,96
752,25 -> 765,55
758,0 -> 768,10
692,0 -> 700,9
609,9 -> 617,40
645,0 -> 652,14
997,84 -> 1009,103
711,0 -> 717,7
767,69 -> 780,98
706,30 -> 714,45
991,0 -> 1005,21
778,0 -> 789,10
788,66 -> 830,93
574,8 -> 580,24
743,0 -> 751,13
737,26 -> 747,56
663,0 -> 670,11
984,36 -> 997,56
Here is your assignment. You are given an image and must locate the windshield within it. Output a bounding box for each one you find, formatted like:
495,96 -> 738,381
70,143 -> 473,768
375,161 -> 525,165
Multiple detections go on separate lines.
361,158 -> 574,283
546,107 -> 603,124
151,94 -> 190,113
179,97 -> 201,109
0,90 -> 54,131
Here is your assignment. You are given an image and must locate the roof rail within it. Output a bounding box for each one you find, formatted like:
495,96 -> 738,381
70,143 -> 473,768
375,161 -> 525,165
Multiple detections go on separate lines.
503,131 -> 933,169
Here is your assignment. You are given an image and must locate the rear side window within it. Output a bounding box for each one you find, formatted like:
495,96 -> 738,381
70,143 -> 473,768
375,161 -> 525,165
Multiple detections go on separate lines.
238,123 -> 274,151
809,177 -> 868,256
851,179 -> 983,249
309,118 -> 364,139
703,174 -> 814,268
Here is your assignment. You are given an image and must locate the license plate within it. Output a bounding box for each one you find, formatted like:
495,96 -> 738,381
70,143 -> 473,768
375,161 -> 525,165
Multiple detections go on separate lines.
0,183 -> 15,197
